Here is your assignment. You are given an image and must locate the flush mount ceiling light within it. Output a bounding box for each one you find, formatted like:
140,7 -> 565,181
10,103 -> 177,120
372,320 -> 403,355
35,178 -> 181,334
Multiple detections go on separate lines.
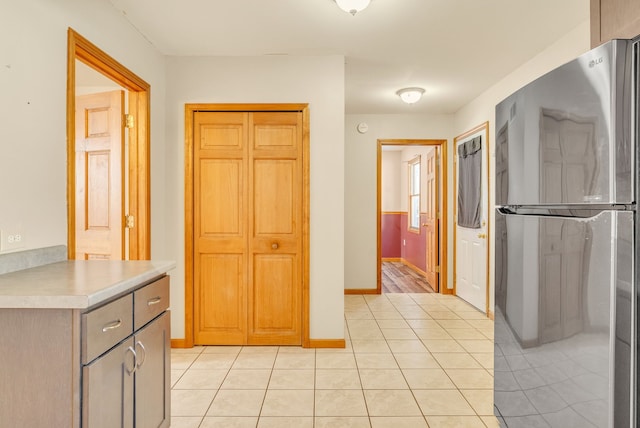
396,87 -> 426,104
334,0 -> 371,15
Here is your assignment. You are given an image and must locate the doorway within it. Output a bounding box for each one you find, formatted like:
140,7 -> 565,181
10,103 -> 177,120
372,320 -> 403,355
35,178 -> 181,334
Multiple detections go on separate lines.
66,28 -> 151,260
453,122 -> 490,316
377,139 -> 448,295
184,104 -> 311,348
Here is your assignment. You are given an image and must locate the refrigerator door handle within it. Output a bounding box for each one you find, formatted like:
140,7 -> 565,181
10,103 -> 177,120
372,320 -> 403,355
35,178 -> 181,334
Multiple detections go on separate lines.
497,205 -> 631,218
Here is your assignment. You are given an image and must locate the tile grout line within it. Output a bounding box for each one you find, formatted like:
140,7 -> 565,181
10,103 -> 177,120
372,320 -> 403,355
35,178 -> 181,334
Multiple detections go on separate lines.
396,293 -> 491,424
202,347 -> 239,423
380,297 -> 431,426
172,293 -> 496,427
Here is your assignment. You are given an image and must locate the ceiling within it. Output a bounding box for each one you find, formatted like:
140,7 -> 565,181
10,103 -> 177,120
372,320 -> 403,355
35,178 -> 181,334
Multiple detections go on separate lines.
106,0 -> 589,115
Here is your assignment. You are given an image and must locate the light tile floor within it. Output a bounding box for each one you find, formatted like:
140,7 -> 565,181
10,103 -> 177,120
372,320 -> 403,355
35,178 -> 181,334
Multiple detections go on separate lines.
171,293 -> 499,428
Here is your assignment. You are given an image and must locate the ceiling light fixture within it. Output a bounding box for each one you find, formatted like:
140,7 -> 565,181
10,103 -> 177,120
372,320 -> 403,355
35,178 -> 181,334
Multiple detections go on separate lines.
334,0 -> 371,15
396,87 -> 426,104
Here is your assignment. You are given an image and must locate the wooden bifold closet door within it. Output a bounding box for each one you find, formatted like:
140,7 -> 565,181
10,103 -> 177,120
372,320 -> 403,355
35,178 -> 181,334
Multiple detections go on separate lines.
193,111 -> 303,345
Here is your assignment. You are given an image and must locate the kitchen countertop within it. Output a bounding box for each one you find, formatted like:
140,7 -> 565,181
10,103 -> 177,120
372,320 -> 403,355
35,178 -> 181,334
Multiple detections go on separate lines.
0,260 -> 175,309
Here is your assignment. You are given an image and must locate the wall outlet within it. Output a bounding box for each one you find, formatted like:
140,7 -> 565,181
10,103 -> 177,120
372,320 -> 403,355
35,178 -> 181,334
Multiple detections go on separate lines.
0,228 -> 25,252
403,239 -> 406,246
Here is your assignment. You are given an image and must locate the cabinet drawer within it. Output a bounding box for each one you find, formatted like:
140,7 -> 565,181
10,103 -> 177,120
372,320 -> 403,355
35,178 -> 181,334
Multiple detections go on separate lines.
134,276 -> 170,330
82,294 -> 133,364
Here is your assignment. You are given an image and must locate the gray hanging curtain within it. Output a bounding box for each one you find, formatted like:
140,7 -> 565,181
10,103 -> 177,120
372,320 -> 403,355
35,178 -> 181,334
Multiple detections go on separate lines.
458,136 -> 482,229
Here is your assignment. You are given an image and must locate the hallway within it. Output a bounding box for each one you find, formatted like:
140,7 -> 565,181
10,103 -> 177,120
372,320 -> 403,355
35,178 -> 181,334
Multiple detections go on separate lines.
170,293 -> 496,427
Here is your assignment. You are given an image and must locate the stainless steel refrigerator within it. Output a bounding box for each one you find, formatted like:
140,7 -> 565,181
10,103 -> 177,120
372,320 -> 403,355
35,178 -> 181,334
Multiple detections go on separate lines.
494,39 -> 637,427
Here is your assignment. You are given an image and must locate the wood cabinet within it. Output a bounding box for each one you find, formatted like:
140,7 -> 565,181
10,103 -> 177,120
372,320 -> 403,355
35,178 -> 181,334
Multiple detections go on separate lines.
83,337 -> 135,428
133,313 -> 171,428
82,276 -> 170,428
82,312 -> 170,428
591,0 -> 640,47
0,272 -> 171,427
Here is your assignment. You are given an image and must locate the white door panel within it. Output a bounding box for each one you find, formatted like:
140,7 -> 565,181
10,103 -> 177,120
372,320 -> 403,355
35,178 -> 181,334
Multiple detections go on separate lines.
457,226 -> 486,311
457,237 -> 470,294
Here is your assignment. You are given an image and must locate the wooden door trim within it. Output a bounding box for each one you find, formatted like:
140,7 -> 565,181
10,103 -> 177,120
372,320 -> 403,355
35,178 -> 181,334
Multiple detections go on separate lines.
184,103 -> 310,348
371,139 -> 448,295
452,122 -> 491,317
67,28 -> 151,260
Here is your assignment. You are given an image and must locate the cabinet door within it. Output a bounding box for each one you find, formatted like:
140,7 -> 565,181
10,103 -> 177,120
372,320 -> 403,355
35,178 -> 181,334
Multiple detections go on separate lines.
591,0 -> 640,47
134,312 -> 170,428
82,338 -> 135,428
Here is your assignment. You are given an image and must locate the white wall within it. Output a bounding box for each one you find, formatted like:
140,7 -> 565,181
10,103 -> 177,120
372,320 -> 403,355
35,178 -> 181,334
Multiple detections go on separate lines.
0,1 -> 167,258
381,151 -> 401,212
344,114 -> 453,290
452,20 -> 591,313
381,146 -> 436,213
165,55 -> 346,340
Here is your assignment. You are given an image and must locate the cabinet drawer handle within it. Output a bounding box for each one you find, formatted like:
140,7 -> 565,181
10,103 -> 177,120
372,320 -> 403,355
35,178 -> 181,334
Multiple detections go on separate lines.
102,319 -> 122,332
135,341 -> 147,368
147,297 -> 162,306
125,346 -> 137,375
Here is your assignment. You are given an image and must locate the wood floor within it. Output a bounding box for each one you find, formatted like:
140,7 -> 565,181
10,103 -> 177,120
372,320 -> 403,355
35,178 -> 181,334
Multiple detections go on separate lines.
382,261 -> 435,293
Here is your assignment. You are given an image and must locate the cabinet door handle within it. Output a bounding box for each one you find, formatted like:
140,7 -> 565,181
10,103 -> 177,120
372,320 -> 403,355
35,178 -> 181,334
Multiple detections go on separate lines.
125,346 -> 137,375
135,341 -> 147,368
147,297 -> 162,306
102,319 -> 122,332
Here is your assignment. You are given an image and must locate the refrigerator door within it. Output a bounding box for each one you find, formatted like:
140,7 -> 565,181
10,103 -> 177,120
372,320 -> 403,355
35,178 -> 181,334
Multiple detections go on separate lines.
495,39 -> 633,206
494,209 -> 633,428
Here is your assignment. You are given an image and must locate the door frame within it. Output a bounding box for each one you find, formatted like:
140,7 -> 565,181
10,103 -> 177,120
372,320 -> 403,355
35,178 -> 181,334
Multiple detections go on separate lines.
183,103 -> 311,348
375,139 -> 448,294
453,122 -> 491,317
66,28 -> 151,260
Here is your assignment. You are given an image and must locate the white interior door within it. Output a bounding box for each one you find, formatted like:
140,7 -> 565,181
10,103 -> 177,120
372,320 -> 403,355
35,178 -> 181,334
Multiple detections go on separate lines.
455,128 -> 488,312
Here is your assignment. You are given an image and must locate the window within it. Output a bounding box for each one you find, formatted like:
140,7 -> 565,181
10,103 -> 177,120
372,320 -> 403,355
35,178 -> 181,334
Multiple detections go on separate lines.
408,156 -> 421,231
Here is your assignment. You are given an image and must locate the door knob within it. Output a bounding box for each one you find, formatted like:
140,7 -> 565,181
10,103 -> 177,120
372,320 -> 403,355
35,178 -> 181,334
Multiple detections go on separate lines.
477,233 -> 487,239
271,243 -> 279,250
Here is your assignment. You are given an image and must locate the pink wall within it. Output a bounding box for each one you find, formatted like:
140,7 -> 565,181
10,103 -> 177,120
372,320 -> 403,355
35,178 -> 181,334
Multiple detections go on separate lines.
382,212 -> 427,273
400,213 -> 427,272
381,213 -> 401,258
